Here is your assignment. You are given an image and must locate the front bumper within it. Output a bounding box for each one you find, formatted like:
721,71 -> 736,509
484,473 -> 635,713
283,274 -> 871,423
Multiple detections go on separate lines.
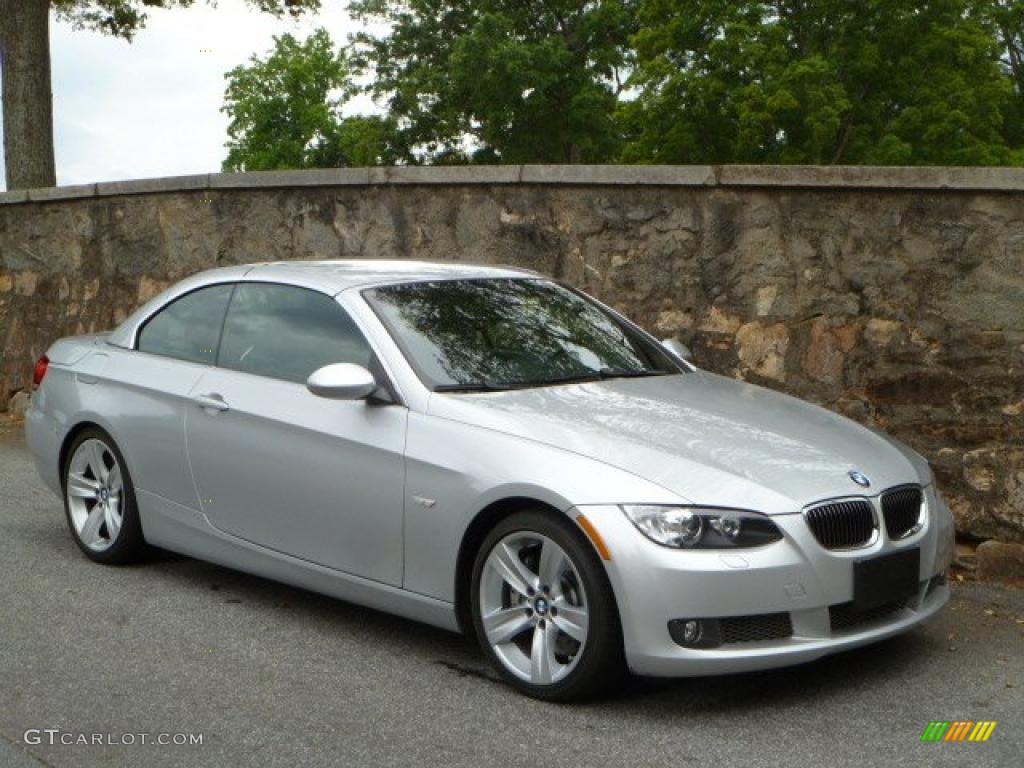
576,485 -> 954,677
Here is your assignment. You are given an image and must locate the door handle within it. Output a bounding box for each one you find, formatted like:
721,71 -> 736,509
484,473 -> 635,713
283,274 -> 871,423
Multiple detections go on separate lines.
194,393 -> 229,412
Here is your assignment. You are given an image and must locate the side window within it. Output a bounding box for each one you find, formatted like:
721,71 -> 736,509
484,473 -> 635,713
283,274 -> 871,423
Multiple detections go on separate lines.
137,284 -> 234,365
218,283 -> 372,384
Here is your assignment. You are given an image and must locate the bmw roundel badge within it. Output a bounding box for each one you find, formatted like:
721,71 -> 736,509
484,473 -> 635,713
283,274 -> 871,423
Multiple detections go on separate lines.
848,470 -> 871,488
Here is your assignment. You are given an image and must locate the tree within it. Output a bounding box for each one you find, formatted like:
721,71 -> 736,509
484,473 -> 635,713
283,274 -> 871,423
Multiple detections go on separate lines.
622,0 -> 1023,165
1,1 -> 55,190
983,0 -> 1024,156
325,114 -> 399,166
0,0 -> 319,190
349,0 -> 637,164
222,29 -> 398,170
988,0 -> 1024,92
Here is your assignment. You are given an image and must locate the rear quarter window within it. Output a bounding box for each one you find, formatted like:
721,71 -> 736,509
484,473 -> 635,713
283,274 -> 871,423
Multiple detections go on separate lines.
137,284 -> 234,365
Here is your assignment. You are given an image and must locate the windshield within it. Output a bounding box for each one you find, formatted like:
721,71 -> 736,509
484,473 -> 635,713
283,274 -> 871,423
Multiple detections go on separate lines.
364,278 -> 681,391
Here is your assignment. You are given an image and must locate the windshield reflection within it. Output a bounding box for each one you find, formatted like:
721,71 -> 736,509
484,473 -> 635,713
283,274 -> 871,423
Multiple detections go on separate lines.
366,279 -> 677,390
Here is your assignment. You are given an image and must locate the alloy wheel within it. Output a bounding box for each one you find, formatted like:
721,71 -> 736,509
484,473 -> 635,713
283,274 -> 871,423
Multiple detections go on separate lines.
479,532 -> 589,685
66,438 -> 124,552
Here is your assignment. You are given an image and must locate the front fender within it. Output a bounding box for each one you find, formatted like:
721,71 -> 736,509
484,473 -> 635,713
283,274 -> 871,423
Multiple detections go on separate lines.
401,411 -> 682,602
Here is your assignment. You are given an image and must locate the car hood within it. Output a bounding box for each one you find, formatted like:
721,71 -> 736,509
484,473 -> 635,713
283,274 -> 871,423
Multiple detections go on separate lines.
426,371 -> 927,514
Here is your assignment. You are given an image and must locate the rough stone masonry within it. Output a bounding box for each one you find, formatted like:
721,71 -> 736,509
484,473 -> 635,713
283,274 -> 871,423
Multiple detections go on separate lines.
1,165 -> 1022,546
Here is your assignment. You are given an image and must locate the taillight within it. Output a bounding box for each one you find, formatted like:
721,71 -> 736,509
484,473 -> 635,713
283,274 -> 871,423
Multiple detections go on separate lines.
32,355 -> 49,390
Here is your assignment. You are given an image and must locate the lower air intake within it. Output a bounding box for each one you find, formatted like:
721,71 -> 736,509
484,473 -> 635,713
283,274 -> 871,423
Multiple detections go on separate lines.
720,612 -> 794,644
829,600 -> 907,633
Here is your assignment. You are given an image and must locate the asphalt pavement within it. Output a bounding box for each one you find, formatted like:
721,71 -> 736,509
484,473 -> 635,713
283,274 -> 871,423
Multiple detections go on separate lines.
0,421 -> 1020,768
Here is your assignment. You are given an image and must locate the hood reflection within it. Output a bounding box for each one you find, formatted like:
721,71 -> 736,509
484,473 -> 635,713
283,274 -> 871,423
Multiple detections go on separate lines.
431,372 -> 913,509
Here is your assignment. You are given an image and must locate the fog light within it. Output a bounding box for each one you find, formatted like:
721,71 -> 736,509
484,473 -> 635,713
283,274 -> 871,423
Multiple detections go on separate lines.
682,620 -> 701,644
668,618 -> 722,648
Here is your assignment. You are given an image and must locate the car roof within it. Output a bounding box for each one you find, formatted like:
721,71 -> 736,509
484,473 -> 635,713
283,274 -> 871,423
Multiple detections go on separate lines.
106,259 -> 543,349
245,259 -> 541,294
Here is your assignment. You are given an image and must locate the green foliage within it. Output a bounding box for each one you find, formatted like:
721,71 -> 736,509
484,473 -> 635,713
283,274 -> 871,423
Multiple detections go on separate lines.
622,0 -> 1022,165
349,0 -> 637,164
210,0 -> 1023,168
327,115 -> 401,166
221,29 -> 396,171
51,0 -> 320,39
983,0 -> 1024,149
986,0 -> 1024,91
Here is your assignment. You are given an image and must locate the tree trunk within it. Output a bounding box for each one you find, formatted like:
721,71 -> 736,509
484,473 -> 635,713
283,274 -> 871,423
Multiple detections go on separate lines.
0,0 -> 56,190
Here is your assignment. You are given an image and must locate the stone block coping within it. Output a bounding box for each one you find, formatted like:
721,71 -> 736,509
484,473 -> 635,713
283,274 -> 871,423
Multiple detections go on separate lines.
2,165 -> 1023,205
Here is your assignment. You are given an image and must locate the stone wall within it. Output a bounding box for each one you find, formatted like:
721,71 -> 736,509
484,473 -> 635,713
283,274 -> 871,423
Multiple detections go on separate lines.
1,165 -> 1022,543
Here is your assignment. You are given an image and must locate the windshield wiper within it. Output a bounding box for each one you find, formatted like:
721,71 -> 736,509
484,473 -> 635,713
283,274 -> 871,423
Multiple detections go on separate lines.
433,368 -> 668,393
508,368 -> 668,387
532,371 -> 606,386
434,373 -> 600,392
597,367 -> 669,379
433,380 -> 517,393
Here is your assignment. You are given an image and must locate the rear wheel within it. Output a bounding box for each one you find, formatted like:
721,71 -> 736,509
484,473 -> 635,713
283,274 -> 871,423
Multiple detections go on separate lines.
62,428 -> 146,564
470,510 -> 623,701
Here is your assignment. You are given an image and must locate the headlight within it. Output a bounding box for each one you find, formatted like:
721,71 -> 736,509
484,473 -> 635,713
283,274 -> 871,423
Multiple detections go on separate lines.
620,505 -> 783,549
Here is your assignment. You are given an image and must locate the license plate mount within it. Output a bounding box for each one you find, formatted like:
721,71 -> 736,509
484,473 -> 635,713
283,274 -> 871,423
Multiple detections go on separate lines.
852,548 -> 920,612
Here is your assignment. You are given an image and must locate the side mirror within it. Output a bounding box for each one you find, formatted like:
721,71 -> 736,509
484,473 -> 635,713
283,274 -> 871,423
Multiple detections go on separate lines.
306,363 -> 378,401
661,338 -> 694,365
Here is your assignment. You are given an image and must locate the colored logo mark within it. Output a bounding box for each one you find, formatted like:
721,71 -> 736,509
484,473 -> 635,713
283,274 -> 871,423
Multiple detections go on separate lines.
920,721 -> 997,742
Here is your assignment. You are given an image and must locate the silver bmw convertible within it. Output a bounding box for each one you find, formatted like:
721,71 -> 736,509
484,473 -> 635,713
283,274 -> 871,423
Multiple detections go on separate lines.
26,260 -> 953,700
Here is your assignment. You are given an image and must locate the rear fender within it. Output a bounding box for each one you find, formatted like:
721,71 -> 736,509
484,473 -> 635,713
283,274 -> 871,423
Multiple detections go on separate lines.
46,333 -> 111,367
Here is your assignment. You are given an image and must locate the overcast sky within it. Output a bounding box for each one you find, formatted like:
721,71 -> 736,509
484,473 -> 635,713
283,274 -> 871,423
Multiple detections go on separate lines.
0,0 -> 374,190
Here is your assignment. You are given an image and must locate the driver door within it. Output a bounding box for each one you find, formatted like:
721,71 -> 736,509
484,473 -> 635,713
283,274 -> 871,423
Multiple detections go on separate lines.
185,282 -> 407,586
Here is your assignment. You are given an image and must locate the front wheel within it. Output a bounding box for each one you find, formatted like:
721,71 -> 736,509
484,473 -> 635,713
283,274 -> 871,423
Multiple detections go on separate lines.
470,510 -> 623,701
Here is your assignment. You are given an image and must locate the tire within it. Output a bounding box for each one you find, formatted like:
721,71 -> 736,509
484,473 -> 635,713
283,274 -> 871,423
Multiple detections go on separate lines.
61,427 -> 147,564
470,509 -> 624,701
